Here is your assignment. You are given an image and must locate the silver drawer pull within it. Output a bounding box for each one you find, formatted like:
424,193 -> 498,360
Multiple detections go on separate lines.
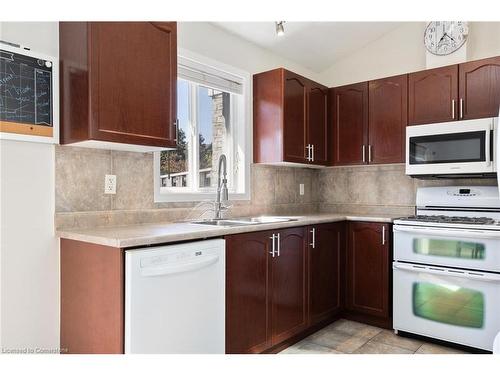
276,233 -> 281,257
269,234 -> 275,257
310,228 -> 316,249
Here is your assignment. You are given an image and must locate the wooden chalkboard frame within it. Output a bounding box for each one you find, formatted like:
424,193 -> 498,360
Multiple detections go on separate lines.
0,43 -> 59,144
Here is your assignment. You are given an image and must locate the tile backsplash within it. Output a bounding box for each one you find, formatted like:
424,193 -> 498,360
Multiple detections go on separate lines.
54,146 -> 318,229
55,146 -> 497,230
316,163 -> 496,215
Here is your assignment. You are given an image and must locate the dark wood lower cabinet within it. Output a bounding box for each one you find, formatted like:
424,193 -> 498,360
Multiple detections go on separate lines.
60,239 -> 124,354
308,222 -> 344,325
225,231 -> 272,354
225,221 -> 393,353
271,227 -> 308,345
225,227 -> 308,353
345,222 -> 392,328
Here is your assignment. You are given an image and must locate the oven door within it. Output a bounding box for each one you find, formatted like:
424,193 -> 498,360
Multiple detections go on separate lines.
394,224 -> 500,272
393,262 -> 500,351
406,119 -> 496,176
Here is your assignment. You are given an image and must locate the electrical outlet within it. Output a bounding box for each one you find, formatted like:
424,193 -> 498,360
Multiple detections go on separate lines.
104,174 -> 117,194
299,183 -> 305,196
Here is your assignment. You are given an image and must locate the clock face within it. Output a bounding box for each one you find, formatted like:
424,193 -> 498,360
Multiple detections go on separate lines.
424,21 -> 469,56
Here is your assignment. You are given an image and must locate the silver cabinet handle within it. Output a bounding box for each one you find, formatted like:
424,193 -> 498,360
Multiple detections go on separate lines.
174,118 -> 179,142
460,98 -> 464,119
310,228 -> 316,249
269,234 -> 275,257
452,99 -> 456,119
382,226 -> 386,245
368,145 -> 372,163
306,144 -> 312,161
311,144 -> 315,162
276,233 -> 281,257
362,145 -> 366,163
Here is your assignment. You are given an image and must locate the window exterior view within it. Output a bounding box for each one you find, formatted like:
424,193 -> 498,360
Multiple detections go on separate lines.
159,80 -> 231,190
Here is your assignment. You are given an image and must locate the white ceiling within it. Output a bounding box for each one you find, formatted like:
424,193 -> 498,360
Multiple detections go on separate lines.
212,22 -> 403,73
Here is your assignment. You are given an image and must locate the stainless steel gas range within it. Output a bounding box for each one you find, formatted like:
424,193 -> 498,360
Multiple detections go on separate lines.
393,186 -> 500,352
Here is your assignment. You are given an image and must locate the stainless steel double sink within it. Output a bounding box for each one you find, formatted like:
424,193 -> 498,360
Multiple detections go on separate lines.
190,216 -> 298,227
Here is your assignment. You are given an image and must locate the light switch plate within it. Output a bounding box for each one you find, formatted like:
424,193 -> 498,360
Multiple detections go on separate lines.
105,174 -> 117,194
299,183 -> 305,196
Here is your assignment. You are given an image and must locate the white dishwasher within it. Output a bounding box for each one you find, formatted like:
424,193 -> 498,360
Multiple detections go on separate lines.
125,239 -> 225,354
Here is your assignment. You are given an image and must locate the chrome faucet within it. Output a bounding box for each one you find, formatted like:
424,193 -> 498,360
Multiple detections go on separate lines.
214,154 -> 229,219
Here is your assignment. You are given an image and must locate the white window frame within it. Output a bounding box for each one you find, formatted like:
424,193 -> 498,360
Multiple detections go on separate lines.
154,49 -> 251,203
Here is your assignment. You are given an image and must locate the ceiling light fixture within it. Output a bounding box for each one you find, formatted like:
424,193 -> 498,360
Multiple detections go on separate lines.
275,21 -> 285,37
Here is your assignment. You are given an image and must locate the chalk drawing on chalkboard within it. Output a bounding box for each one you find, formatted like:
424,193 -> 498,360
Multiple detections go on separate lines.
0,43 -> 58,143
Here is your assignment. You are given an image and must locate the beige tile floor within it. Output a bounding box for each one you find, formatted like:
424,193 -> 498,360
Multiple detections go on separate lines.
279,319 -> 468,354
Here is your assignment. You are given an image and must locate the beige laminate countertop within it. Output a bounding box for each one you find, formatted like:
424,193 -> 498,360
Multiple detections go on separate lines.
56,213 -> 403,249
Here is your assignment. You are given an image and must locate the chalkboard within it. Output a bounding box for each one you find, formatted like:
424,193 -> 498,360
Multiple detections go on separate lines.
0,48 -> 53,128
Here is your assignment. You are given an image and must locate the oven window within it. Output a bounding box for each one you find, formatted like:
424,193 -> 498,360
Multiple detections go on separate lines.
413,282 -> 484,328
409,131 -> 485,164
413,238 -> 485,260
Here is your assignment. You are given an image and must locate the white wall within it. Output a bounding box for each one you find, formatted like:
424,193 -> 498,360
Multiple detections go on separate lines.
0,22 -> 59,352
178,22 -> 323,82
320,22 -> 500,87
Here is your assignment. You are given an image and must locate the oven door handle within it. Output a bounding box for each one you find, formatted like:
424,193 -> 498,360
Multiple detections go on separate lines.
393,225 -> 500,239
393,262 -> 500,282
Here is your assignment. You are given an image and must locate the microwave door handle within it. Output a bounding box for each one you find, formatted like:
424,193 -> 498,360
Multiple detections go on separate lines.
393,225 -> 500,240
485,125 -> 492,166
496,114 -> 499,191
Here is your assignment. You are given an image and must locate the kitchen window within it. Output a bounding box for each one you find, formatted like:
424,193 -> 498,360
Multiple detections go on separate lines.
154,53 -> 251,202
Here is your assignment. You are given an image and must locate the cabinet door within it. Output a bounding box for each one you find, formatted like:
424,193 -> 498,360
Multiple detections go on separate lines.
309,223 -> 344,325
346,222 -> 390,319
307,83 -> 329,165
89,22 -> 177,147
368,75 -> 407,164
271,227 -> 308,345
408,65 -> 458,125
331,83 -> 369,165
459,56 -> 500,120
225,231 -> 272,354
283,71 -> 308,163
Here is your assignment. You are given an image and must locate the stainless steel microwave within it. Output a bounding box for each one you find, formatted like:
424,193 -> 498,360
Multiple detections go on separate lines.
406,117 -> 498,178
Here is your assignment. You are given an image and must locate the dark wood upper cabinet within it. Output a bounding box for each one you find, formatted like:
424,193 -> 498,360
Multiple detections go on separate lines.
408,64 -> 458,125
459,56 -> 500,120
331,82 -> 368,165
271,226 -> 308,345
307,83 -> 329,165
346,222 -> 391,327
253,68 -> 329,166
283,71 -> 308,163
59,22 -> 177,150
308,223 -> 344,326
368,74 -> 408,164
225,231 -> 272,354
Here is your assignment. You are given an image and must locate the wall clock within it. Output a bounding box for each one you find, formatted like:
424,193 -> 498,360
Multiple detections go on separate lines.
424,21 -> 469,56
